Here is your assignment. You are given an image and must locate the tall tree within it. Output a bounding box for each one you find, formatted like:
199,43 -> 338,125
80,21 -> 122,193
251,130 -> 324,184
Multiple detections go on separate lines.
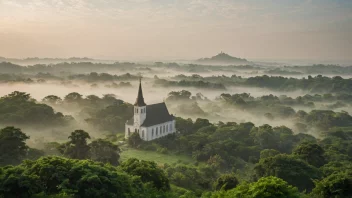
89,139 -> 120,165
214,174 -> 239,191
121,158 -> 170,191
293,142 -> 326,167
42,95 -> 62,105
0,126 -> 29,165
59,130 -> 90,159
127,132 -> 143,148
254,154 -> 321,192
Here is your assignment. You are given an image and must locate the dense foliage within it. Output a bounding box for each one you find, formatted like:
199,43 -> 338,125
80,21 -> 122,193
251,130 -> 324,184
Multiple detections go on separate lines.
0,91 -> 72,127
0,156 -> 172,198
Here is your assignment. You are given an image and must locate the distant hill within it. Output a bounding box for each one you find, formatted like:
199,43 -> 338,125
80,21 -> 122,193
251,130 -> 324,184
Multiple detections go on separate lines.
196,52 -> 249,65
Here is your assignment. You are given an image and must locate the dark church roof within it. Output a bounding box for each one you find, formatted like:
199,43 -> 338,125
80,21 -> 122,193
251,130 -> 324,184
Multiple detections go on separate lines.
134,79 -> 146,106
126,102 -> 174,127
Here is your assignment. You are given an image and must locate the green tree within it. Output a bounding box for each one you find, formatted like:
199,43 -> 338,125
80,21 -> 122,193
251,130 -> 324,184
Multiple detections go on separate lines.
293,142 -> 326,167
120,158 -> 170,191
193,118 -> 212,132
310,171 -> 352,198
2,91 -> 31,101
59,130 -> 90,159
0,126 -> 29,165
127,132 -> 143,148
221,176 -> 300,198
63,92 -> 82,103
250,124 -> 279,150
214,174 -> 239,191
85,95 -> 100,105
42,95 -> 62,105
89,139 -> 120,165
0,166 -> 41,198
254,154 -> 321,192
260,149 -> 280,159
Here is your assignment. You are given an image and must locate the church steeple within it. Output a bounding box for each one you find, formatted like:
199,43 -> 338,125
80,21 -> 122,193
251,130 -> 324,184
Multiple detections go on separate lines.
134,78 -> 146,106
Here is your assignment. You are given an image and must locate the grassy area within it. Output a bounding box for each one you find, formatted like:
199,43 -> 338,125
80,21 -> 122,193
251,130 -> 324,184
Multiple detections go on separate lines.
120,148 -> 195,165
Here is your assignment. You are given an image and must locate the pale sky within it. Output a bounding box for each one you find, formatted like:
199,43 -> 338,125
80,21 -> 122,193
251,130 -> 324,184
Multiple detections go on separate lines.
0,0 -> 351,61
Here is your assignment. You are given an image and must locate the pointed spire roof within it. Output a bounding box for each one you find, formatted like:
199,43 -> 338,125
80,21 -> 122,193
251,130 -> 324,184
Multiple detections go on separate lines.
134,78 -> 146,106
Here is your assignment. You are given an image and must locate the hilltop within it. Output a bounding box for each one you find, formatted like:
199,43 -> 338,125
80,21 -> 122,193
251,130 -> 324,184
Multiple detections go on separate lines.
196,52 -> 249,65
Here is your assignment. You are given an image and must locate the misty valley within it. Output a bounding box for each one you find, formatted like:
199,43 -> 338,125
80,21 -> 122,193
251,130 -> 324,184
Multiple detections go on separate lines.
0,54 -> 351,198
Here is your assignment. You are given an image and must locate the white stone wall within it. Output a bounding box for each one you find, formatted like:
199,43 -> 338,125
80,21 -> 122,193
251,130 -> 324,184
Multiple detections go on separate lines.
125,120 -> 176,141
144,120 -> 176,141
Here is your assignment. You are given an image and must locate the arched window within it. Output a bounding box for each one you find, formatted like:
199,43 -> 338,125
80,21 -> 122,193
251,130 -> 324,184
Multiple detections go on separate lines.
160,126 -> 162,134
166,125 -> 168,132
152,129 -> 154,137
170,124 -> 172,132
156,127 -> 158,135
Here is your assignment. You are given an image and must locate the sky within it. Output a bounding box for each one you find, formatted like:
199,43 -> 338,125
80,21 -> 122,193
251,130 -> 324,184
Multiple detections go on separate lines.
0,0 -> 351,62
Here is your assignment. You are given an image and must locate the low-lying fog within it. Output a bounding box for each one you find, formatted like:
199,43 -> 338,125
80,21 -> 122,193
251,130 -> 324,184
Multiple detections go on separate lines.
0,59 -> 351,145
0,81 -> 309,104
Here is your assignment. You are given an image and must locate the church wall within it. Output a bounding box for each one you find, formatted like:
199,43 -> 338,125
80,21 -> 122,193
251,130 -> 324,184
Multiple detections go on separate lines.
125,119 -> 176,141
145,120 -> 176,141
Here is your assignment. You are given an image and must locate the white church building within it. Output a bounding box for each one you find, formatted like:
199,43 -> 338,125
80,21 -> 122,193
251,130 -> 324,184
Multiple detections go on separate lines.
125,79 -> 176,141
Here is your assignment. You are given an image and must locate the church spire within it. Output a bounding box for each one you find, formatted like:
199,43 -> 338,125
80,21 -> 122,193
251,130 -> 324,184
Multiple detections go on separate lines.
134,77 -> 146,106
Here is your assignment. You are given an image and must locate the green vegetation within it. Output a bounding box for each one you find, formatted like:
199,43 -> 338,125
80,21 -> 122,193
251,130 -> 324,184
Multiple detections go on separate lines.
207,176 -> 301,198
120,148 -> 195,165
0,91 -> 72,127
154,78 -> 226,90
0,156 -> 172,198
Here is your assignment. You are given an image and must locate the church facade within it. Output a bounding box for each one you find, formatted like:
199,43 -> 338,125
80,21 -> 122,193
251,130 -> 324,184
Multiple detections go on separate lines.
125,79 -> 176,141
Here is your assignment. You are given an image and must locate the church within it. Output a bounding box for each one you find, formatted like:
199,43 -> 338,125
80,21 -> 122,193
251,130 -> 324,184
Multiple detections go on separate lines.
125,79 -> 176,141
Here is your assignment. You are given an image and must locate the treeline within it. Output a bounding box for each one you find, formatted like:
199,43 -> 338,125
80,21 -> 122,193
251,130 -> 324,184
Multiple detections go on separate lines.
245,75 -> 352,93
172,74 -> 352,93
42,92 -> 133,132
154,78 -> 226,90
0,91 -> 72,128
165,90 -> 352,132
219,92 -> 352,130
68,72 -> 140,82
0,91 -> 133,133
265,68 -> 303,75
0,61 -> 140,74
286,64 -> 352,75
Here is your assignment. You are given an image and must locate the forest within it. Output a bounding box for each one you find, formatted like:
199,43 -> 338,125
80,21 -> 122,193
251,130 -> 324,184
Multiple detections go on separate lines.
0,60 -> 351,198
